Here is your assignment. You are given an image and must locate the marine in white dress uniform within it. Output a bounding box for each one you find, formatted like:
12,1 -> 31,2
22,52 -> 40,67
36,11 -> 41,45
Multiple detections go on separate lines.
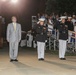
33,18 -> 47,61
58,16 -> 68,60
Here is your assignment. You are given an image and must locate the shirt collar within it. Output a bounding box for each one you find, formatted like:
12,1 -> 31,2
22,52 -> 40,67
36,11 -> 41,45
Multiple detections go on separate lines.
13,22 -> 16,25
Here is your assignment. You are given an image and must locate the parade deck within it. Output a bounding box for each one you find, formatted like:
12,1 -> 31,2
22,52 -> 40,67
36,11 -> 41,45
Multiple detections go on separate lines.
0,47 -> 76,75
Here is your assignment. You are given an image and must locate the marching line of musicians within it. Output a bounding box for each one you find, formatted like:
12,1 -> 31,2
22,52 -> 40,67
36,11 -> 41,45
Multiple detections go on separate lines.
7,15 -> 76,62
33,16 -> 69,61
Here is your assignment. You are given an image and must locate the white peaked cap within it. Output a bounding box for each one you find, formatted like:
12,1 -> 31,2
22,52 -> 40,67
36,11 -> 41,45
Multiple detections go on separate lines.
37,18 -> 45,24
60,16 -> 67,20
39,18 -> 45,22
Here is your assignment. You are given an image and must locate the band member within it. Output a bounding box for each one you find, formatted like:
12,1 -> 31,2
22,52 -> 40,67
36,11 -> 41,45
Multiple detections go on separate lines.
33,18 -> 47,61
66,17 -> 74,43
58,16 -> 68,60
7,16 -> 21,62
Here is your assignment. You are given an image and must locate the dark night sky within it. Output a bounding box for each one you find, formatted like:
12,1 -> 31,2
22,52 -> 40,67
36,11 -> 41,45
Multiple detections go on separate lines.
1,0 -> 46,31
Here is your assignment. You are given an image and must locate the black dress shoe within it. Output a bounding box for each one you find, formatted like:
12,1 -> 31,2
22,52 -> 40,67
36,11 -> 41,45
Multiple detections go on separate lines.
10,59 -> 14,62
62,58 -> 66,60
60,58 -> 66,60
41,58 -> 44,61
14,59 -> 18,62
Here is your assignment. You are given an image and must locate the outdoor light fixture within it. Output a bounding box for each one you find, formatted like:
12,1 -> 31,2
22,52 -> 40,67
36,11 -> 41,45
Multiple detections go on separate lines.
11,0 -> 18,4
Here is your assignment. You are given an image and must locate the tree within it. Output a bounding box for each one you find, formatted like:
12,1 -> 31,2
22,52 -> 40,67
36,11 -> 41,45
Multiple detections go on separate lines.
45,0 -> 76,15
